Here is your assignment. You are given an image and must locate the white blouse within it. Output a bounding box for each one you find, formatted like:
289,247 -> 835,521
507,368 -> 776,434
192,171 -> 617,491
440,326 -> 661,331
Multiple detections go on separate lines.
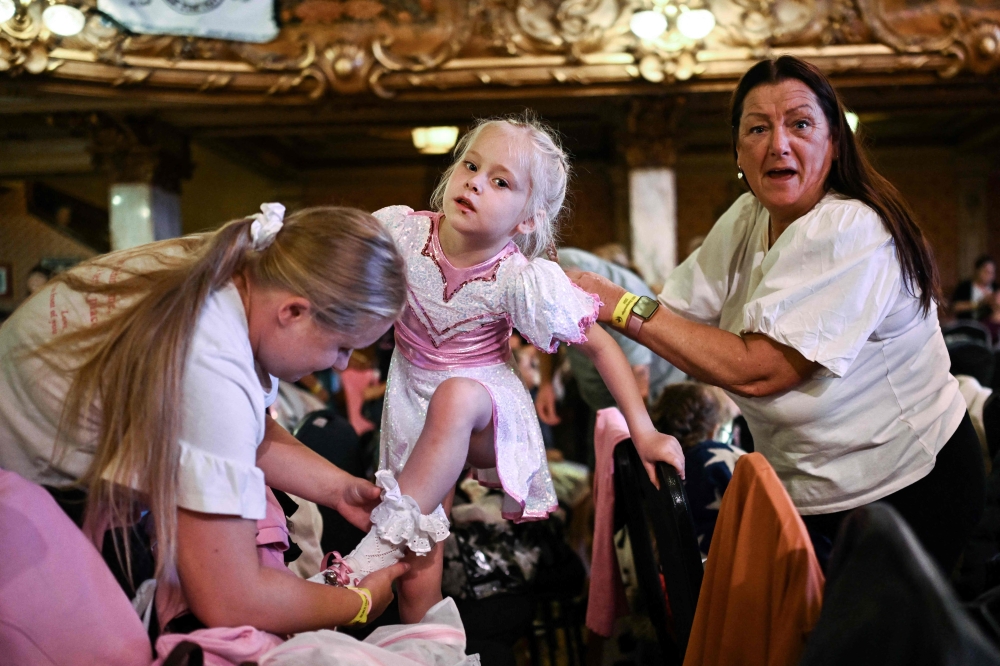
660,192 -> 965,514
0,252 -> 277,520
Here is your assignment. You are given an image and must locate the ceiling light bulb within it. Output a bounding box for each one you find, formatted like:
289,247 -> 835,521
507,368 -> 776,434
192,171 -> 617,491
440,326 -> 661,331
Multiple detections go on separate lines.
0,0 -> 16,23
845,111 -> 860,132
411,126 -> 459,155
42,4 -> 86,36
676,8 -> 716,40
630,10 -> 668,40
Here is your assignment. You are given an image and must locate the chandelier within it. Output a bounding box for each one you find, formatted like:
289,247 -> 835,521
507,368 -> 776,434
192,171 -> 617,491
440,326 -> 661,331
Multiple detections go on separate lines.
629,0 -> 718,82
411,127 -> 459,155
0,0 -> 86,37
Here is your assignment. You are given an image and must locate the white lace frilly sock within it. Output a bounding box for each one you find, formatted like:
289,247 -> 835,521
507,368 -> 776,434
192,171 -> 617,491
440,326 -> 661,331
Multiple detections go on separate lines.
329,470 -> 450,586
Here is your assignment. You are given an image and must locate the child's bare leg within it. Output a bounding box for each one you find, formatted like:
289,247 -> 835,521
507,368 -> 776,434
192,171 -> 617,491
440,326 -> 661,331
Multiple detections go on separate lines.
396,377 -> 496,512
394,380 -> 494,621
398,539 -> 447,624
397,489 -> 455,623
324,378 -> 495,586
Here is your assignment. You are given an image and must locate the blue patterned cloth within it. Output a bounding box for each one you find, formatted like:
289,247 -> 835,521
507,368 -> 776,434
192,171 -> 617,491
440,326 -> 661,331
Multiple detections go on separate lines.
683,440 -> 745,556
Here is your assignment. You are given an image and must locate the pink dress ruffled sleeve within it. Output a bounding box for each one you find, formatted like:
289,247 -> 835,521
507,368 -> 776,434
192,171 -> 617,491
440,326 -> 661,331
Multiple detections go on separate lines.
504,258 -> 600,353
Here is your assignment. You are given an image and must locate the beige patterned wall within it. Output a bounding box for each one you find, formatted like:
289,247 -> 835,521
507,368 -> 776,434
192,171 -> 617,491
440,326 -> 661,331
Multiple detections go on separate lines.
0,183 -> 97,315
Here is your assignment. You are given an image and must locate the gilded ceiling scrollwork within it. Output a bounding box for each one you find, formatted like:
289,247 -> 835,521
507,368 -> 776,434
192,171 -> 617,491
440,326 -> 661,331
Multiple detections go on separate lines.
709,0 -> 870,47
495,0 -> 631,56
1,0 -> 998,102
854,0 -> 1000,75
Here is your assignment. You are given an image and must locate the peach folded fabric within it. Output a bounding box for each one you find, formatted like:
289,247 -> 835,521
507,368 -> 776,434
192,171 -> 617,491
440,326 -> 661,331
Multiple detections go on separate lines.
684,452 -> 824,666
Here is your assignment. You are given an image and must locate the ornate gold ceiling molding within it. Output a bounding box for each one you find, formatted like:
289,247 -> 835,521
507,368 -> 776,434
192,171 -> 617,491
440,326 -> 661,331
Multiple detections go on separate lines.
1,0 -> 997,103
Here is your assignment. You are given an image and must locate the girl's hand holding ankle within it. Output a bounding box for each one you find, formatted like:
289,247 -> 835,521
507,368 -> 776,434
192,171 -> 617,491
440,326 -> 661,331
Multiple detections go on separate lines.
358,562 -> 411,622
634,430 -> 686,486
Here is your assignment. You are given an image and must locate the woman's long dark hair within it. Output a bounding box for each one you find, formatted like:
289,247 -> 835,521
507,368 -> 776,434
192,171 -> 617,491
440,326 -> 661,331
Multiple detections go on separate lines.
729,56 -> 940,315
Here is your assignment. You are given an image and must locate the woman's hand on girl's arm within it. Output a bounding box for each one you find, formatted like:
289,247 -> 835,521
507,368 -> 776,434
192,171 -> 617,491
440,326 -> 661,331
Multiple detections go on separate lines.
256,416 -> 380,531
565,269 -> 819,397
565,269 -> 625,325
577,325 -> 685,483
176,509 -> 409,633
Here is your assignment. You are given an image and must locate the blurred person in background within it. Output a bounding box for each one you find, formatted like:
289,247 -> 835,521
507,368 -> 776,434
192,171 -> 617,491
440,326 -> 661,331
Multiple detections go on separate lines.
952,255 -> 996,321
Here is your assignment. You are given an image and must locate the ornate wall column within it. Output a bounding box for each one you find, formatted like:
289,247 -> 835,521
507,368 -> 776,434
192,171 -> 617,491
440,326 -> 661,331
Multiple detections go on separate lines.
620,98 -> 682,288
90,119 -> 191,250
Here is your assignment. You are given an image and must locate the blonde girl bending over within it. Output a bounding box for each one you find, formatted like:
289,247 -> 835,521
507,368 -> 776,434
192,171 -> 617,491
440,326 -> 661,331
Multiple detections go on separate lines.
0,205 -> 409,633
320,115 -> 686,623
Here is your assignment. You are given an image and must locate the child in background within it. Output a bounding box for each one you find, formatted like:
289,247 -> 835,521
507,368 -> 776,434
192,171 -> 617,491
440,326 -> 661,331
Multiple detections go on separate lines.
321,114 -> 685,623
651,382 -> 745,556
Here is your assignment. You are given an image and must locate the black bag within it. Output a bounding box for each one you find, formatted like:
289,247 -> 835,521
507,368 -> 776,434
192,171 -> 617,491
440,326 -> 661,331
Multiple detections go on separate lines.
442,516 -> 584,601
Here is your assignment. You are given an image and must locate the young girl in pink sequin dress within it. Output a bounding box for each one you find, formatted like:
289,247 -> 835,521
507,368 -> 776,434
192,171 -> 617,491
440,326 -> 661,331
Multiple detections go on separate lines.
323,115 -> 685,622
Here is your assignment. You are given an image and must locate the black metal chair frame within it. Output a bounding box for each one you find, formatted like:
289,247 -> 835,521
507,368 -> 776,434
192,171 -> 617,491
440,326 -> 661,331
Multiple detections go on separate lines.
529,593 -> 586,666
614,438 -> 704,665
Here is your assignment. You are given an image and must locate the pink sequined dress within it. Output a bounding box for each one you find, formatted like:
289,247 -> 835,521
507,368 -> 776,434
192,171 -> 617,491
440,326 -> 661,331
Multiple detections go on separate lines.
373,206 -> 600,521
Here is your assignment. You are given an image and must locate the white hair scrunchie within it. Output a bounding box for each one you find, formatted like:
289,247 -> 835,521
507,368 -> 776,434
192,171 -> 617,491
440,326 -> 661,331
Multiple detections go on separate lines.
250,202 -> 286,251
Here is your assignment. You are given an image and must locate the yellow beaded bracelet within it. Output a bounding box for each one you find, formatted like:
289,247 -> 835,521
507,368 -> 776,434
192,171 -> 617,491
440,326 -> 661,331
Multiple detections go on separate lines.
611,291 -> 640,330
346,586 -> 372,626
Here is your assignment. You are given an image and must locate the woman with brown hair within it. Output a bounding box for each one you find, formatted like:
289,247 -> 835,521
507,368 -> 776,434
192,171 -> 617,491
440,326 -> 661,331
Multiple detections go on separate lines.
0,204 -> 409,633
571,56 -> 982,571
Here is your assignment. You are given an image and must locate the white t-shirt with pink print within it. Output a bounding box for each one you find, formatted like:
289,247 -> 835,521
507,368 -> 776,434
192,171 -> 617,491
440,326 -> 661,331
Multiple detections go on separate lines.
0,249 -> 277,521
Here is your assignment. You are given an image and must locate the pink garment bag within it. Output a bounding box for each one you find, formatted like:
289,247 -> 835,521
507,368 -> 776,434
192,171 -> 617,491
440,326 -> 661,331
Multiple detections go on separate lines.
0,469 -> 152,666
585,408 -> 632,637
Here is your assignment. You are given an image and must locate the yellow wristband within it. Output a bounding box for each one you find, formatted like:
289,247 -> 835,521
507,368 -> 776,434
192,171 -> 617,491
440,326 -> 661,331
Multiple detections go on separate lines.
611,292 -> 640,330
346,586 -> 371,625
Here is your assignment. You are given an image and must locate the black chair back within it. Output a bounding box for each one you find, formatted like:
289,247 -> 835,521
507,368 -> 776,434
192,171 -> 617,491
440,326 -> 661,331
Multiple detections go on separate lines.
948,339 -> 996,387
294,409 -> 367,555
943,321 -> 993,350
801,503 -> 1000,665
294,409 -> 367,476
984,394 -> 1000,463
614,439 -> 703,664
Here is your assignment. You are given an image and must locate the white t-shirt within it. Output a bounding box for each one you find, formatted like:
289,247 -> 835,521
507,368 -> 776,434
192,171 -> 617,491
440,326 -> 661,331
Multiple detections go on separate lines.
0,251 -> 278,520
660,192 -> 965,514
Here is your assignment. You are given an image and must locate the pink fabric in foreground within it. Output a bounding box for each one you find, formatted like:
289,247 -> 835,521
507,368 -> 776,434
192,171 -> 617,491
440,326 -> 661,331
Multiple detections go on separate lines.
153,626 -> 284,666
256,486 -> 294,573
0,469 -> 151,666
586,407 -> 632,637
